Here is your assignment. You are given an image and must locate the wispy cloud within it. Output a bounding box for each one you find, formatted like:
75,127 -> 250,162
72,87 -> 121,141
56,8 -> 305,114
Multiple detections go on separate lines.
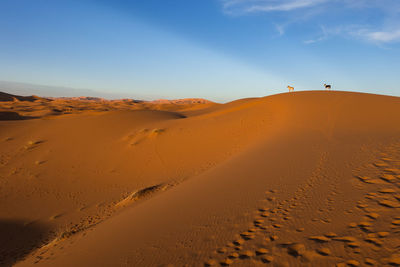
303,25 -> 329,44
305,25 -> 400,45
246,0 -> 326,12
275,24 -> 286,36
358,29 -> 400,43
303,24 -> 349,44
222,0 -> 327,14
220,0 -> 400,44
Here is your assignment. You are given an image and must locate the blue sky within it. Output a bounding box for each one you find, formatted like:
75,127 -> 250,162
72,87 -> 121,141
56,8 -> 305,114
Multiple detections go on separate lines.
0,0 -> 399,101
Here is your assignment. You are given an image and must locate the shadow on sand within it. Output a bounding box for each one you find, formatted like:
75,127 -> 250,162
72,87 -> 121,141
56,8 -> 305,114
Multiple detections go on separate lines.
0,219 -> 50,266
0,112 -> 38,121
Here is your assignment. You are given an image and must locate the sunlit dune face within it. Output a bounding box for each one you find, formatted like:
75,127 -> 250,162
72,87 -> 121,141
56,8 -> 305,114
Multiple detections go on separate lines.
1,91 -> 399,266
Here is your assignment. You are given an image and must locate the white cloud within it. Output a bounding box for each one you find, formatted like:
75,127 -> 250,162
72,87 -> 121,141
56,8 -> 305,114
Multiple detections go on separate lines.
222,0 -> 328,14
303,24 -> 349,44
275,24 -> 286,35
343,25 -> 400,43
248,0 -> 327,12
220,0 -> 400,44
306,25 -> 400,44
303,39 -> 317,44
364,30 -> 400,42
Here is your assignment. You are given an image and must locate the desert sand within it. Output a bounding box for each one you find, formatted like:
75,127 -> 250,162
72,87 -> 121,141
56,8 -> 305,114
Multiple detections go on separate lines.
1,90 -> 400,266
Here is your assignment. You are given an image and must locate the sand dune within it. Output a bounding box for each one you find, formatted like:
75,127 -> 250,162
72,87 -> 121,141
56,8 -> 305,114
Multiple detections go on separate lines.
0,92 -> 49,103
1,91 -> 400,266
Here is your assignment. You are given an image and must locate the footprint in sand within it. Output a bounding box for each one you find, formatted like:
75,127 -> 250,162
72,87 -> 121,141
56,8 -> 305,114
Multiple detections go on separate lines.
384,168 -> 400,174
255,248 -> 268,255
219,258 -> 233,266
25,140 -> 45,150
378,199 -> 400,208
333,236 -> 358,243
365,237 -> 383,247
127,128 -> 166,146
365,212 -> 380,220
240,231 -> 255,240
346,259 -> 360,266
316,247 -> 331,256
379,188 -> 397,194
115,184 -> 165,208
380,174 -> 397,183
308,236 -> 330,243
287,243 -> 306,256
261,255 -> 274,263
364,258 -> 378,265
233,239 -> 245,246
391,220 -> 400,226
374,162 -> 389,168
356,175 -> 383,184
217,247 -> 227,254
207,151 -> 399,267
377,231 -> 389,238
49,213 -> 63,220
238,250 -> 253,259
204,259 -> 217,266
227,252 -> 239,259
386,254 -> 400,265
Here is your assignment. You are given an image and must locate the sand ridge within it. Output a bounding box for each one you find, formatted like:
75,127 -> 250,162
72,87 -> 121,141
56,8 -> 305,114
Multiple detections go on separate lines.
0,91 -> 216,120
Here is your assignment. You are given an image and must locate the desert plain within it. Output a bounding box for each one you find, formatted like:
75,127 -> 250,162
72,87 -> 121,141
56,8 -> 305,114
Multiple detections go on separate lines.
0,90 -> 400,266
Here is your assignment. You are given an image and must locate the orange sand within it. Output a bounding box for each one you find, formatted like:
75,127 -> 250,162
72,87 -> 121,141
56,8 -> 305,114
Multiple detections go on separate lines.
0,91 -> 399,266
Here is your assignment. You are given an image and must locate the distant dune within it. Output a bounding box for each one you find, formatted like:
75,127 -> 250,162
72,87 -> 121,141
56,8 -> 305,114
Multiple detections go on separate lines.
0,80 -> 131,99
149,98 -> 213,104
0,91 -> 399,266
0,91 -> 215,120
0,91 -> 49,102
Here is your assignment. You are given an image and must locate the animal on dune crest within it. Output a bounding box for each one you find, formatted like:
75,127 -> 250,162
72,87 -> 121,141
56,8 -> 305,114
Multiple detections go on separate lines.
324,84 -> 331,90
287,86 -> 294,92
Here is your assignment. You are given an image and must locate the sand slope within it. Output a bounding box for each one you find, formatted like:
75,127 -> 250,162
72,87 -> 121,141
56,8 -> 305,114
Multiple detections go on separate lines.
1,91 -> 400,266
